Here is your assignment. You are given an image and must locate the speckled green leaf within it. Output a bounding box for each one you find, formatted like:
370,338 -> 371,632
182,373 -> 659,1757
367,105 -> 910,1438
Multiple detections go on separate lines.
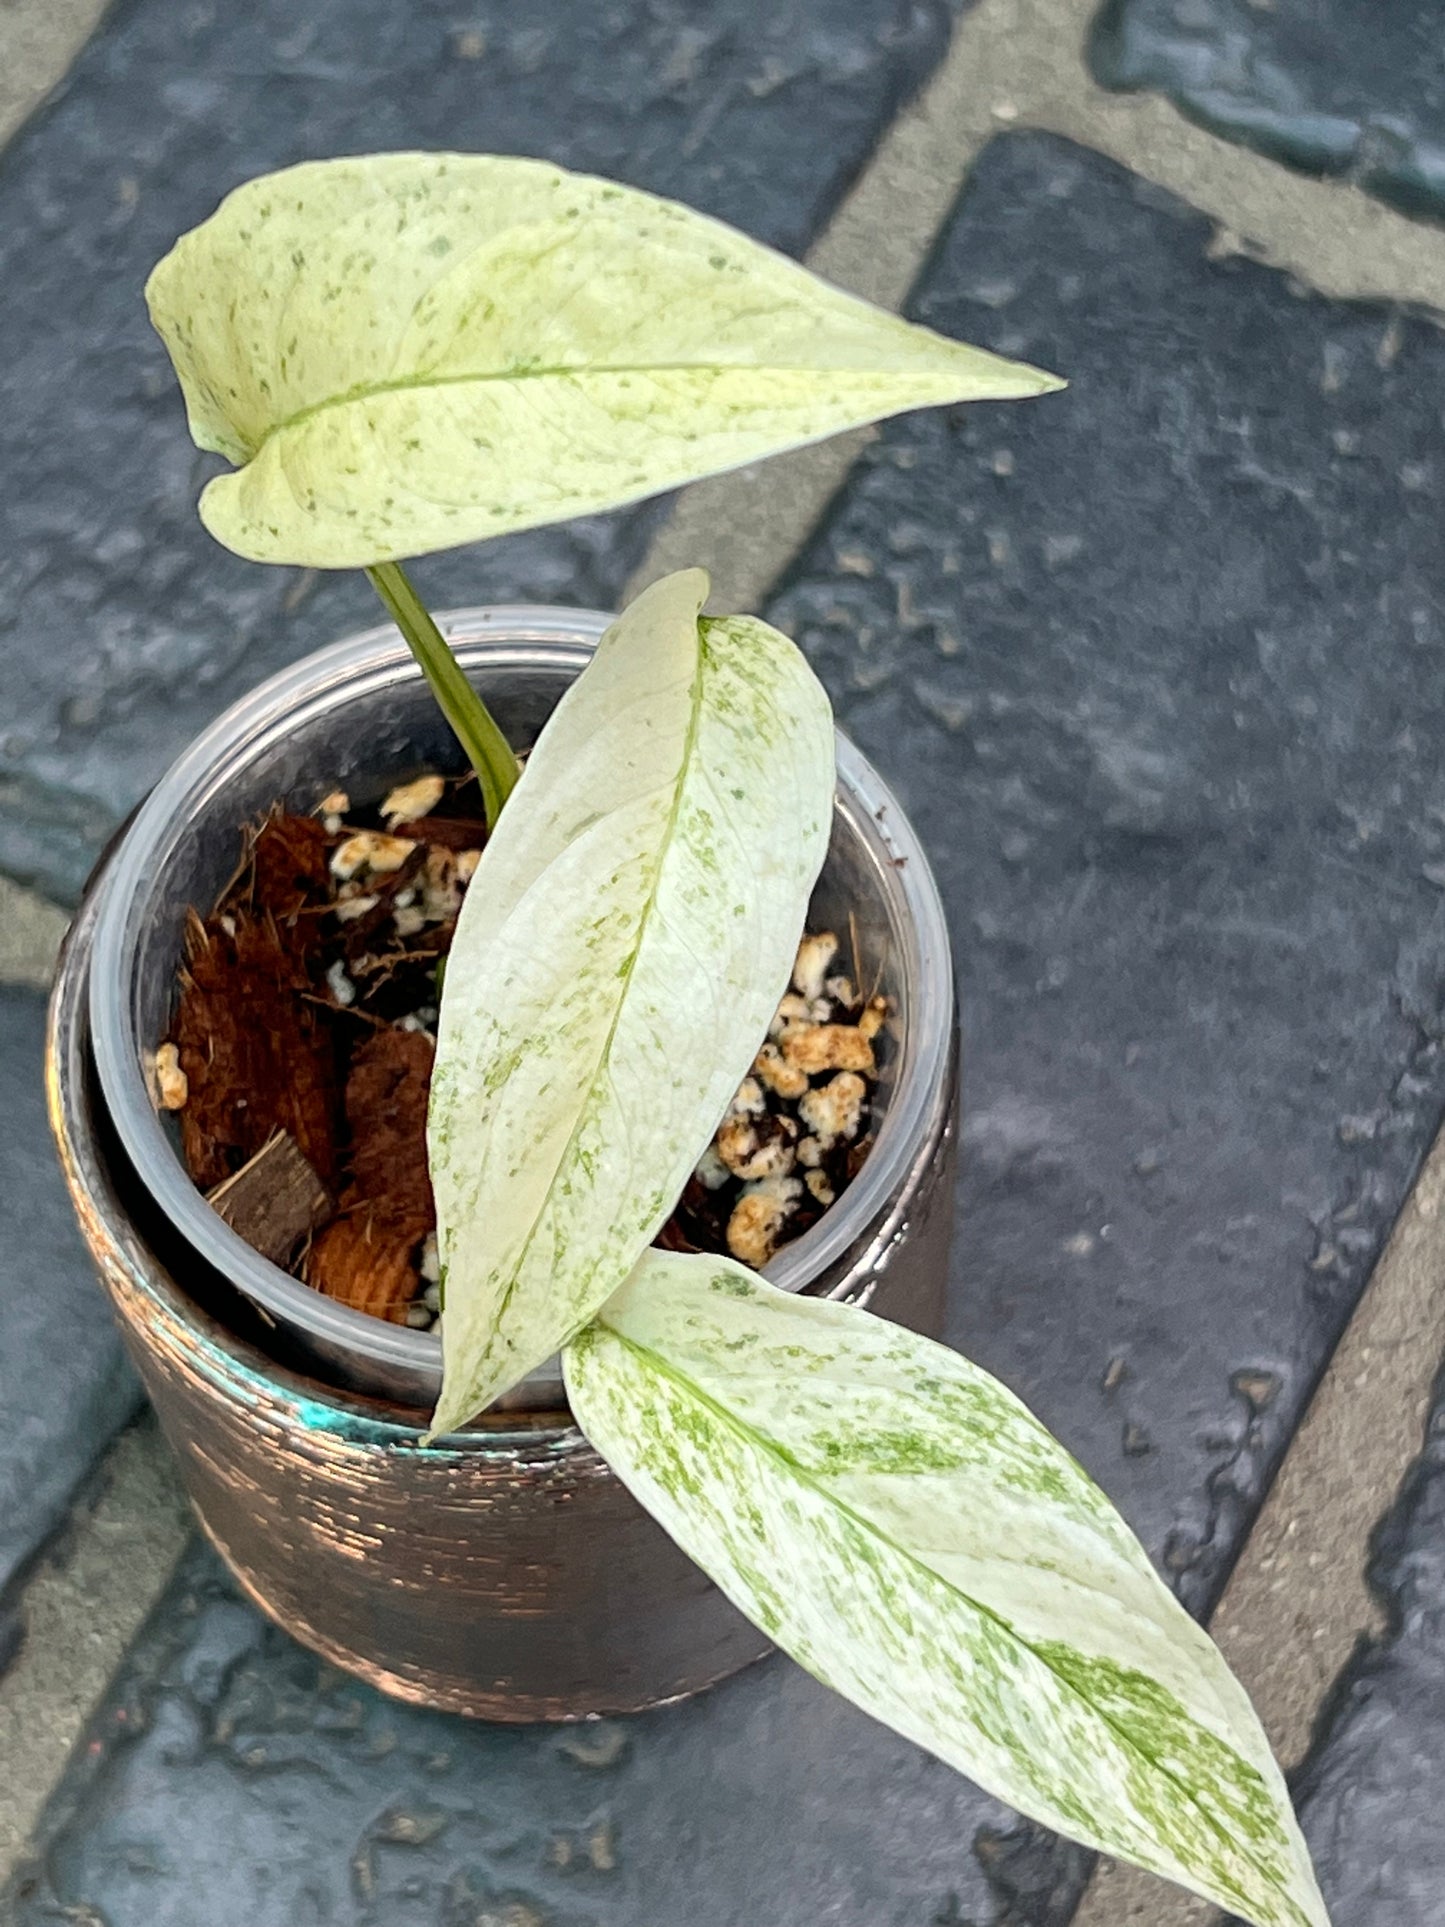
565,1255 -> 1330,1927
427,571 -> 833,1433
145,151 -> 1061,568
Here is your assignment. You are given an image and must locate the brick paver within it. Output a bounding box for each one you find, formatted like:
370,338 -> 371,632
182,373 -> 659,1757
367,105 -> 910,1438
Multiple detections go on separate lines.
777,127 -> 1445,1613
1092,0 -> 1445,224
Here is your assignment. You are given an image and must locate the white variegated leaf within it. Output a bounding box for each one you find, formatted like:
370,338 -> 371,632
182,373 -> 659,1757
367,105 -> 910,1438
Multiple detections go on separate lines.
427,571 -> 834,1433
145,151 -> 1061,568
564,1254 -> 1330,1927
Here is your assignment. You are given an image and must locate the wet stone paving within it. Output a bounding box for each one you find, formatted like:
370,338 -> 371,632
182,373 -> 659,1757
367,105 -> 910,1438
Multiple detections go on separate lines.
8,1541 -> 1056,1927
1091,0 -> 1445,224
775,128 -> 1445,1921
6,1 -> 1445,1925
0,0 -> 961,905
774,129 -> 1445,1617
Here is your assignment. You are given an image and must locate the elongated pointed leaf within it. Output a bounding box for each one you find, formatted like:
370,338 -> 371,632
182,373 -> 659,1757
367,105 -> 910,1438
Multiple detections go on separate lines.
564,1255 -> 1330,1927
145,151 -> 1062,568
427,571 -> 834,1433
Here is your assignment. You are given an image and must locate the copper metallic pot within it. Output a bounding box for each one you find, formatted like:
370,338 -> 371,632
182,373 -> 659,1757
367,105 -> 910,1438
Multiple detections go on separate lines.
48,609 -> 959,1720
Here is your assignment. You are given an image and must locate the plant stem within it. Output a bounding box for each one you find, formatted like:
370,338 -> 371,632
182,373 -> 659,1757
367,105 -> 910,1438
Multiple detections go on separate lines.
365,560 -> 520,826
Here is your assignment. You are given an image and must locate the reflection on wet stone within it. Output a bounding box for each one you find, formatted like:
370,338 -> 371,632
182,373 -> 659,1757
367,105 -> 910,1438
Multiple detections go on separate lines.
6,1542 -> 1022,1927
1091,0 -> 1445,223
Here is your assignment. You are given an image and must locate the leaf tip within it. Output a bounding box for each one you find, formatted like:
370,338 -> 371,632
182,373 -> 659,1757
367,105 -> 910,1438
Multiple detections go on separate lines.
647,564 -> 711,612
988,354 -> 1065,400
426,1381 -> 478,1443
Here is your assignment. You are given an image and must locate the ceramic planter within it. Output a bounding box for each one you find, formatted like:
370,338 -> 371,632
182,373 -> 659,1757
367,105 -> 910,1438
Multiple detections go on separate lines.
48,607 -> 959,1719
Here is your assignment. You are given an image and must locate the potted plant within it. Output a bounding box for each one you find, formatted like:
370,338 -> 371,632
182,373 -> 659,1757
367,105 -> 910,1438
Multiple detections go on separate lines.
49,154 -> 1327,1927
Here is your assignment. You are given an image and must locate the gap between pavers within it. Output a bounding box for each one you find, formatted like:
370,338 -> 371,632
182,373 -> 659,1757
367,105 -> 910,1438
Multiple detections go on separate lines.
0,1417 -> 189,1878
0,0 -> 108,150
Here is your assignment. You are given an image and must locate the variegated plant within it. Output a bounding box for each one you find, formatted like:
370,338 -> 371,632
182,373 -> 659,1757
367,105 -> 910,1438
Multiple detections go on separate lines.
149,153 -> 1330,1926
426,567 -> 833,1432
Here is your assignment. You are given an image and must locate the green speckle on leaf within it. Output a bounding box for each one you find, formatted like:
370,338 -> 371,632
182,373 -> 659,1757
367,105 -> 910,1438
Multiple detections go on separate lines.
144,150 -> 1060,568
424,572 -> 835,1434
562,1255 -> 1330,1927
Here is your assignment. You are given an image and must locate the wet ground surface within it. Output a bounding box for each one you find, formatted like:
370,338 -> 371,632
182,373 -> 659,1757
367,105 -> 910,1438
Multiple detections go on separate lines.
769,129 -> 1445,1919
1091,0 -> 1445,223
6,3 -> 1445,1923
775,131 -> 1445,1620
6,1540 -> 1056,1927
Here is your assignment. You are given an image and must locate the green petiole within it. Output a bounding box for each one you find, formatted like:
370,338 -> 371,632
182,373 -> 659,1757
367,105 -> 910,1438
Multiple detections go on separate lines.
366,559 -> 521,828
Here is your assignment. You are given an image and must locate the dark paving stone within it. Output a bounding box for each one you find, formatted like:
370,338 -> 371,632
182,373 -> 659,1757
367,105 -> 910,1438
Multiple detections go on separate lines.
19,130 -> 1445,1927
1091,0 -> 1445,223
0,0 -> 959,904
4,1540 -> 1063,1927
1284,1365 -> 1445,1927
0,986 -> 140,1666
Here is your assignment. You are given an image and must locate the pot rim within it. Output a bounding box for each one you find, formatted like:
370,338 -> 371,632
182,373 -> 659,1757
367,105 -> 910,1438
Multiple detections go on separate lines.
87,605 -> 954,1406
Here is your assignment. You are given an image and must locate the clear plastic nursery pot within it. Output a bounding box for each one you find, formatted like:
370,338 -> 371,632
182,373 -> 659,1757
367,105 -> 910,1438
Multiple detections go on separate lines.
48,608 -> 960,1720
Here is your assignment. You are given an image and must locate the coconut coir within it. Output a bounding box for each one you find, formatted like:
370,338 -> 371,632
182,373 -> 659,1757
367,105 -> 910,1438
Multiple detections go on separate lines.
167,784 -> 882,1329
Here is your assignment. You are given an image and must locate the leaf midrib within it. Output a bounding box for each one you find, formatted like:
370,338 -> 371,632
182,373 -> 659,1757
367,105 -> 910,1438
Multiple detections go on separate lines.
593,1321 -> 1308,1927
244,358 -> 950,454
460,631 -> 709,1402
